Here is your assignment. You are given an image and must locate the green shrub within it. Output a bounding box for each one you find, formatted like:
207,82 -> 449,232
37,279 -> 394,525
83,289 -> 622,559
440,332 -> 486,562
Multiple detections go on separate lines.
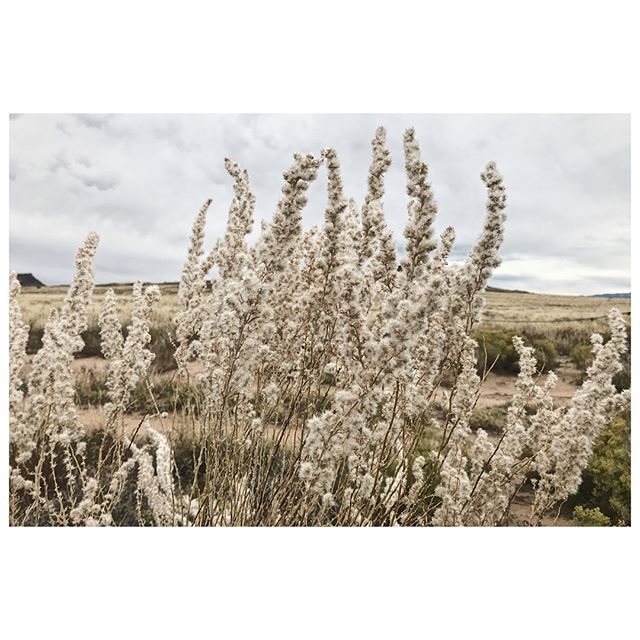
128,377 -> 204,415
612,359 -> 630,392
605,326 -> 629,390
149,329 -> 177,373
571,345 -> 629,391
572,506 -> 611,527
26,326 -> 44,354
571,342 -> 593,370
74,366 -> 203,416
79,326 -> 103,357
547,326 -> 593,356
469,405 -> 507,433
475,330 -> 519,374
320,371 -> 336,385
569,411 -> 630,525
75,367 -> 109,406
29,323 -> 178,371
529,337 -> 558,371
28,325 -> 105,357
474,330 -> 558,375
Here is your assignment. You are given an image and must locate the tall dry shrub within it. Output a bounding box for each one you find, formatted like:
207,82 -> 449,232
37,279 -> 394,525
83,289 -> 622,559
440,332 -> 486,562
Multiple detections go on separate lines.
8,127 -> 629,526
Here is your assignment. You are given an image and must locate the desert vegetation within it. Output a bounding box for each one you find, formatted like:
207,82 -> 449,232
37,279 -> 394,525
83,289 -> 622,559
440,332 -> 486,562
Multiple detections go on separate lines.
9,127 -> 630,526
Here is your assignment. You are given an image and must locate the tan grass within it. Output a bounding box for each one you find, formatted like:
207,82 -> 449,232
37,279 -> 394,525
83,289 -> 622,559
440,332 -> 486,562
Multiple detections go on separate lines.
481,290 -> 630,329
19,283 -> 180,330
19,286 -> 630,334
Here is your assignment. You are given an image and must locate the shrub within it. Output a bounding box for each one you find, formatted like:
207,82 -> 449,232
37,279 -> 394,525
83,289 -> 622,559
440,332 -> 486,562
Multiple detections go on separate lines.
80,326 -> 103,357
613,357 -> 630,392
569,411 -> 630,525
128,377 -> 205,415
529,337 -> 558,371
475,330 -> 558,374
29,323 -> 177,368
149,328 -> 177,373
469,405 -> 507,433
74,367 -> 202,416
8,127 -> 629,527
550,326 -> 591,356
572,506 -> 611,527
26,326 -> 44,354
571,340 -> 629,392
571,342 -> 593,370
475,330 -> 519,374
75,367 -> 109,406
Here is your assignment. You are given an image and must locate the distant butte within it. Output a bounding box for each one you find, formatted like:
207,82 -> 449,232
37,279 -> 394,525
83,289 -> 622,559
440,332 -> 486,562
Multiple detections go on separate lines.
17,273 -> 45,288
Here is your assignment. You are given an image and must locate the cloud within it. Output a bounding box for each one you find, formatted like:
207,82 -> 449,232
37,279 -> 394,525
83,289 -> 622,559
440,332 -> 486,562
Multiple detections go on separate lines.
9,114 -> 630,295
75,113 -> 113,130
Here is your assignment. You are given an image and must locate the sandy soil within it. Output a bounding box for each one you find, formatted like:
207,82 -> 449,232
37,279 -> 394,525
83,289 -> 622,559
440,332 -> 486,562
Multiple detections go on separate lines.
508,486 -> 573,526
475,356 -> 583,409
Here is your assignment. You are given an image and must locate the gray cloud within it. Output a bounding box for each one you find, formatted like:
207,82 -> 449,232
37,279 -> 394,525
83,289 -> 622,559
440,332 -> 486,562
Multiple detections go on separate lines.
9,114 -> 630,294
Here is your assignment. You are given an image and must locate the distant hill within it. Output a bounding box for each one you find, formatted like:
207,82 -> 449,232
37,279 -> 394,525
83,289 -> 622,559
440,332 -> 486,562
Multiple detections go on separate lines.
591,293 -> 631,299
17,273 -> 45,288
486,285 -> 530,294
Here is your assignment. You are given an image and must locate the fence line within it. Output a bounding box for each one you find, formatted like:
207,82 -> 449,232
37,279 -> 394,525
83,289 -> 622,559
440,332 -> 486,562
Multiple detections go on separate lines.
482,311 -> 631,324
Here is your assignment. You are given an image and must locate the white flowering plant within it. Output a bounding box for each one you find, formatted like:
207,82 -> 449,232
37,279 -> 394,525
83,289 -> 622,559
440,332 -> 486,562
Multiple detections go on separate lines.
8,127 -> 630,526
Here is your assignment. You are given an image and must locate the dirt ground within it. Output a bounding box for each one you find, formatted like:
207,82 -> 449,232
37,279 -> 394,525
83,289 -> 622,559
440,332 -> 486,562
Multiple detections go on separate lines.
475,356 -> 583,409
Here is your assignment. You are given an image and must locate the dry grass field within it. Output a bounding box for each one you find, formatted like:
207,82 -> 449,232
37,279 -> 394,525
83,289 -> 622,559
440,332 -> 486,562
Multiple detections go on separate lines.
482,290 -> 630,331
19,282 -> 181,330
21,283 -> 630,330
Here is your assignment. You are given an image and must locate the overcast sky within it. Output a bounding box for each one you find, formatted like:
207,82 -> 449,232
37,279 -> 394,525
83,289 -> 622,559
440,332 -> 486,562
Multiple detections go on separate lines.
9,114 -> 630,295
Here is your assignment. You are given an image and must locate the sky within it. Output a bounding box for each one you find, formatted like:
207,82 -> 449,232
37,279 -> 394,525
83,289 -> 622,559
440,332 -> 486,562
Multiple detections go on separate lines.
9,113 -> 630,295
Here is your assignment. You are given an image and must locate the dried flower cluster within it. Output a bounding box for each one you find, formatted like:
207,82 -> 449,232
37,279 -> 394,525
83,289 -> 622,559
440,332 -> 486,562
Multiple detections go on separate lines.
8,127 -> 629,526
